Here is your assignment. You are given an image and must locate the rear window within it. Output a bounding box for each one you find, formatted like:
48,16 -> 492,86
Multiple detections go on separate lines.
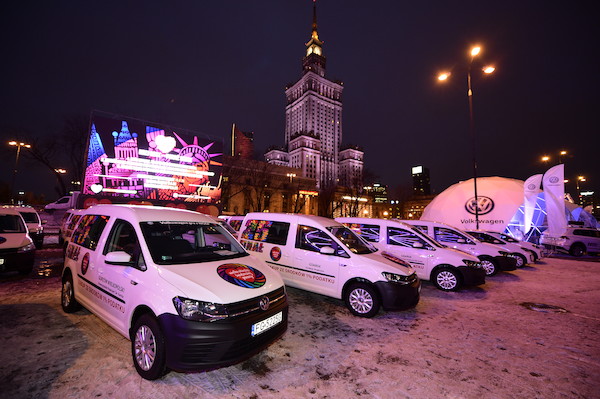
240,220 -> 290,245
0,214 -> 27,233
18,211 -> 40,224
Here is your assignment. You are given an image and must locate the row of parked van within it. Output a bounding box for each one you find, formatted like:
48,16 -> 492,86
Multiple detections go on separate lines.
58,205 -> 542,380
0,205 -> 44,275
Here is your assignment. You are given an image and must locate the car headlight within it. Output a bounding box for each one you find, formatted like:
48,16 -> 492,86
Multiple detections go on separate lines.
463,259 -> 482,268
173,296 -> 229,322
18,242 -> 36,253
382,271 -> 417,284
498,251 -> 510,256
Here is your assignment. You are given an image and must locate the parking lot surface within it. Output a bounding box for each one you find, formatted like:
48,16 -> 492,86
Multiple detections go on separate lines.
1,246 -> 599,399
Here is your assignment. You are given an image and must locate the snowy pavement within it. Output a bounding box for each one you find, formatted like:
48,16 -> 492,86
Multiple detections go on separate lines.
1,249 -> 599,399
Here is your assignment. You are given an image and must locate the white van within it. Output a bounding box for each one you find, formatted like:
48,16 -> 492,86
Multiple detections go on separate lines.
336,217 -> 486,291
11,205 -> 44,249
466,230 -> 535,267
238,213 -> 421,318
399,220 -> 517,276
0,206 -> 36,275
484,231 -> 544,261
61,205 -> 288,380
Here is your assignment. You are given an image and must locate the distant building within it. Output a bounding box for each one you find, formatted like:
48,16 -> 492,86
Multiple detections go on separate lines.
231,124 -> 254,160
265,1 -> 363,190
412,165 -> 431,195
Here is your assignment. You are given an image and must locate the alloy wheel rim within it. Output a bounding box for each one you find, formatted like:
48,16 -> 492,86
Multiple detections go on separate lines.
437,271 -> 457,290
349,288 -> 373,313
481,260 -> 494,275
134,325 -> 156,371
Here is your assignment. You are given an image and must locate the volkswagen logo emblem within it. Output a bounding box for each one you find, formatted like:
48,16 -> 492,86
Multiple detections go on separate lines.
259,296 -> 270,311
465,196 -> 495,215
527,183 -> 536,190
549,176 -> 559,184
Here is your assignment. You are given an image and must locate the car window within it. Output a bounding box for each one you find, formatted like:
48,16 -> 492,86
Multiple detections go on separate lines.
140,221 -> 247,265
388,227 -> 434,250
0,214 -> 27,233
328,226 -> 373,255
228,218 -> 243,232
240,219 -> 290,245
344,223 -> 380,242
434,227 -> 474,244
71,215 -> 110,250
18,211 -> 40,224
104,219 -> 146,269
296,225 -> 349,257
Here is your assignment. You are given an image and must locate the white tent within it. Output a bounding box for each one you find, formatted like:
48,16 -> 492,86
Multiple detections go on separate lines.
421,177 -> 523,233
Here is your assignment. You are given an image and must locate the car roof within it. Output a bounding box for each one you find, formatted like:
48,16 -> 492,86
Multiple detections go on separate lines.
245,212 -> 344,229
81,204 -> 217,223
0,206 -> 23,216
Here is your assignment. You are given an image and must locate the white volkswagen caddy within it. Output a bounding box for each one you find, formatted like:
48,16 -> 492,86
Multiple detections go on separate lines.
61,205 -> 288,380
399,220 -> 518,276
336,217 -> 486,291
238,213 -> 421,318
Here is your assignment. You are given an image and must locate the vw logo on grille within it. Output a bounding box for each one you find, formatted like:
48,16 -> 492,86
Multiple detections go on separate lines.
465,196 -> 495,215
259,296 -> 270,311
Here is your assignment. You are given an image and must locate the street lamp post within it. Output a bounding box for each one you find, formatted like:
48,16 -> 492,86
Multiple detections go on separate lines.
438,46 -> 495,230
8,141 -> 31,204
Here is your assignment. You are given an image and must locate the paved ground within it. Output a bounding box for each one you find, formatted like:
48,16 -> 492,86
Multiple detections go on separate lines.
1,240 -> 599,399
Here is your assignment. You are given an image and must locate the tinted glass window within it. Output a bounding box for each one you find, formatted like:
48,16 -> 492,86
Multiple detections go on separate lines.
0,215 -> 26,233
344,223 -> 380,242
240,219 -> 290,245
104,219 -> 146,269
296,225 -> 349,257
388,227 -> 433,249
434,227 -> 473,244
328,226 -> 373,255
229,218 -> 243,232
19,211 -> 40,224
413,225 -> 428,234
71,214 -> 110,250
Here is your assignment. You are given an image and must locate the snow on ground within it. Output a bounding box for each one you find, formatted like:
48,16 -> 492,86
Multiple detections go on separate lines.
1,248 -> 599,399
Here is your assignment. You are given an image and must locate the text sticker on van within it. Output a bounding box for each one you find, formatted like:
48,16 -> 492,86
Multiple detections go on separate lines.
217,264 -> 266,288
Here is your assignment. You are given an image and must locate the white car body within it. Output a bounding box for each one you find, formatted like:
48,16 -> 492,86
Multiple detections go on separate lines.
239,213 -> 421,317
61,205 -> 288,379
336,217 -> 486,291
0,206 -> 36,275
484,231 -> 544,261
399,219 -> 518,276
466,231 -> 534,267
540,227 -> 600,257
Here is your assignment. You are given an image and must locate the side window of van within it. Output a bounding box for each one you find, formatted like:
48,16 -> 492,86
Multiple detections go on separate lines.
104,219 -> 145,268
345,223 -> 380,242
71,215 -> 110,250
229,219 -> 243,232
434,227 -> 472,244
388,227 -> 433,250
296,225 -> 348,257
413,225 -> 428,234
241,219 -> 290,245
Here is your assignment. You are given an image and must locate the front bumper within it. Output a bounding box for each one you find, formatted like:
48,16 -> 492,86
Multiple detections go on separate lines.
457,266 -> 486,287
374,278 -> 421,311
0,250 -> 35,273
495,255 -> 517,271
157,296 -> 288,372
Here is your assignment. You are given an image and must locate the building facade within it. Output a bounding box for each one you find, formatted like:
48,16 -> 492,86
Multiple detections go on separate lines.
265,2 -> 363,190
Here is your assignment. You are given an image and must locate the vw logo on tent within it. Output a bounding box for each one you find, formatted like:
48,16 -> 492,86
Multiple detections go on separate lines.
465,196 -> 495,215
549,176 -> 559,184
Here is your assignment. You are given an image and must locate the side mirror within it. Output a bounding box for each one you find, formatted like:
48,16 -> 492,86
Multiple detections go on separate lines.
320,246 -> 335,255
105,251 -> 132,264
457,239 -> 466,244
412,242 -> 424,248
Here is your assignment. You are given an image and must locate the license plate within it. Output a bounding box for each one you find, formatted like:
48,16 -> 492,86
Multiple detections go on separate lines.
251,311 -> 283,337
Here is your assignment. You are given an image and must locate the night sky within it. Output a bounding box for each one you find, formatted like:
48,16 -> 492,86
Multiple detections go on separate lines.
1,1 -> 598,201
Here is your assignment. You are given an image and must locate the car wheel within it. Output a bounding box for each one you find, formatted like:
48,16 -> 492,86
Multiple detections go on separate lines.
132,314 -> 167,380
511,253 -> 527,268
569,243 -> 586,257
61,272 -> 81,313
478,256 -> 498,276
433,267 -> 461,291
344,283 -> 380,318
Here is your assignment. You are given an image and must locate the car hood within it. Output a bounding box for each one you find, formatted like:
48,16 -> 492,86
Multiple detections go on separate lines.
0,233 -> 32,249
358,251 -> 415,276
157,256 -> 285,304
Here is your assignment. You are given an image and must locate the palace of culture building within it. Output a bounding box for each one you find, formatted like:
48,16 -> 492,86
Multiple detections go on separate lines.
265,2 -> 364,190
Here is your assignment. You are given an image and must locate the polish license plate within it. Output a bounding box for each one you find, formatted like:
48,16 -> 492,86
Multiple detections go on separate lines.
251,311 -> 283,337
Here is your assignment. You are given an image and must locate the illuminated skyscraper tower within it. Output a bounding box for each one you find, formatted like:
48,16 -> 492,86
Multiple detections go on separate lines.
267,1 -> 362,189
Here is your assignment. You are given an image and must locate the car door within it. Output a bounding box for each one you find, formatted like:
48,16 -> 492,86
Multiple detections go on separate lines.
97,218 -> 146,334
433,226 -> 478,254
385,226 -> 434,280
293,224 -> 342,297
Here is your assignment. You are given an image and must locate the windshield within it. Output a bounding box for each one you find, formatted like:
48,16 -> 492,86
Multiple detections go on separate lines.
140,221 -> 248,265
408,226 -> 444,248
327,226 -> 376,255
499,233 -> 518,243
0,215 -> 27,233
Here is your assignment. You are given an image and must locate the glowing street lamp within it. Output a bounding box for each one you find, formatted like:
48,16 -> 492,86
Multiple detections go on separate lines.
437,45 -> 495,229
8,141 -> 32,204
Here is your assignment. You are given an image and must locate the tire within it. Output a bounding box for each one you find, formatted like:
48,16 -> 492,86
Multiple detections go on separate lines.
344,283 -> 381,318
432,267 -> 461,291
478,256 -> 498,276
131,314 -> 167,380
511,253 -> 527,268
61,272 -> 81,313
569,243 -> 586,257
